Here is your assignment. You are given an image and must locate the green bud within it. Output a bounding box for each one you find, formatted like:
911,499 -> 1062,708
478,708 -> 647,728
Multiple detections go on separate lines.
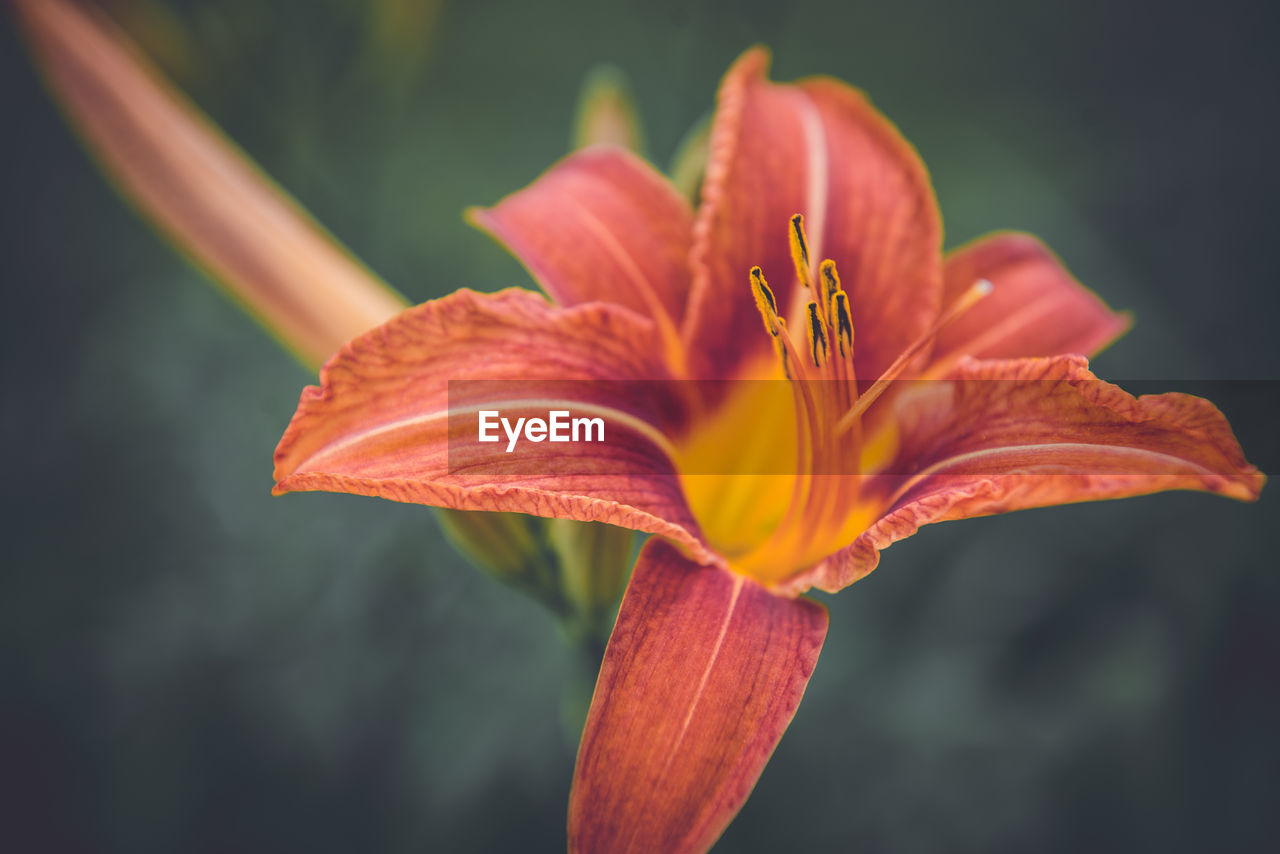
547,519 -> 635,636
366,0 -> 444,83
437,511 -> 636,640
668,111 -> 712,202
435,508 -> 551,583
572,64 -> 645,154
438,511 -> 637,741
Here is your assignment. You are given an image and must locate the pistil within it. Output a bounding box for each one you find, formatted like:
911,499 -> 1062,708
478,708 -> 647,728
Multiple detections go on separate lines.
835,278 -> 992,433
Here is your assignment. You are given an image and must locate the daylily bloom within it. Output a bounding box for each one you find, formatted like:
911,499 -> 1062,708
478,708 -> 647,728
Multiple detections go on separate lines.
20,0 -> 1259,843
12,0 -> 1267,847
270,48 -> 1264,852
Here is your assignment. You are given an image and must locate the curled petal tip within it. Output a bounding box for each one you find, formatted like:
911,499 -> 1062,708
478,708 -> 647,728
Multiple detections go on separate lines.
933,232 -> 1131,365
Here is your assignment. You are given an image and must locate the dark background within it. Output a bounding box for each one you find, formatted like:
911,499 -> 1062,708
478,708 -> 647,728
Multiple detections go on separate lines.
3,0 -> 1278,851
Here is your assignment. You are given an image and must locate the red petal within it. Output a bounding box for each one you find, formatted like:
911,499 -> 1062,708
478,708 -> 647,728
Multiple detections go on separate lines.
685,47 -> 942,382
570,540 -> 828,854
796,356 -> 1264,593
273,289 -> 713,562
930,233 -> 1131,367
468,146 -> 692,361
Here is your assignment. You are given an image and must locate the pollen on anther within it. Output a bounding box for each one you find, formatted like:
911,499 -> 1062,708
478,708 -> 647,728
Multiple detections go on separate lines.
749,266 -> 783,336
832,291 -> 853,358
820,259 -> 840,300
790,215 -> 809,265
806,301 -> 828,367
819,259 -> 843,324
790,214 -> 812,290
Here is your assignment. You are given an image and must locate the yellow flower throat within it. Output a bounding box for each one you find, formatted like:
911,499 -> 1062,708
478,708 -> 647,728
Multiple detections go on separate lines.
677,215 -> 991,588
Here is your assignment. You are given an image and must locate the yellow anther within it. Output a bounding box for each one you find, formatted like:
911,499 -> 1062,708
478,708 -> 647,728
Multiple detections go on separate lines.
789,214 -> 812,290
749,266 -> 782,336
805,301 -> 828,368
832,290 -> 854,359
819,259 -> 840,308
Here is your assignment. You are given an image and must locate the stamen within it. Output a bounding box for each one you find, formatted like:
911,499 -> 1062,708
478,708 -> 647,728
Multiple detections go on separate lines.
749,266 -> 782,336
789,214 -> 812,291
832,291 -> 853,359
750,266 -> 806,380
836,279 -> 994,433
820,259 -> 852,359
805,301 -> 828,367
819,260 -> 840,308
733,218 -> 877,580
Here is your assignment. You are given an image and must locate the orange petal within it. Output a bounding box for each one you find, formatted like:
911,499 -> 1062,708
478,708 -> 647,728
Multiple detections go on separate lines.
685,47 -> 942,382
274,289 -> 713,563
13,0 -> 405,368
569,539 -> 828,854
930,233 -> 1131,368
468,146 -> 692,362
796,355 -> 1264,593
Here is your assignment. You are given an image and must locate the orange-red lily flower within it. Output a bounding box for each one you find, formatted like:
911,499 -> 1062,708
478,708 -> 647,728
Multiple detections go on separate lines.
272,49 -> 1263,853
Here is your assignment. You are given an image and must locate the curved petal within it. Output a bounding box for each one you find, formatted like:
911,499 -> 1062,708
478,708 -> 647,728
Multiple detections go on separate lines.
791,356 -> 1264,593
13,0 -> 406,369
273,289 -> 714,563
569,539 -> 828,854
467,146 -> 692,364
684,47 -> 942,383
929,232 -> 1131,369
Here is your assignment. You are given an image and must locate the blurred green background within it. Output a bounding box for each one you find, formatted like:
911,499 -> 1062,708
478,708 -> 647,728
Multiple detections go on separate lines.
3,0 -> 1278,851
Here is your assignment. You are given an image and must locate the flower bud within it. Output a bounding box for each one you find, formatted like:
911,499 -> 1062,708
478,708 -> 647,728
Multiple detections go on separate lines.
436,509 -> 552,584
572,64 -> 644,154
547,518 -> 636,636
